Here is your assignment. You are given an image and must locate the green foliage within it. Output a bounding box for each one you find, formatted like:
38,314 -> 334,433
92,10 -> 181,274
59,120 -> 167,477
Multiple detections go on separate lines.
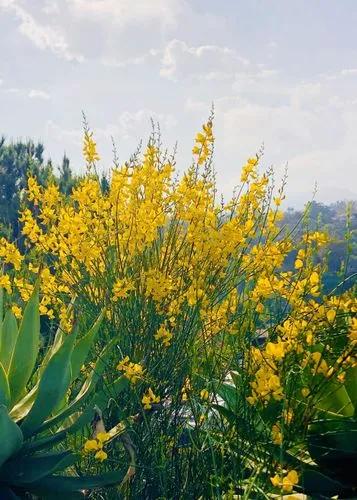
0,288 -> 128,498
282,200 -> 357,293
0,138 -> 79,238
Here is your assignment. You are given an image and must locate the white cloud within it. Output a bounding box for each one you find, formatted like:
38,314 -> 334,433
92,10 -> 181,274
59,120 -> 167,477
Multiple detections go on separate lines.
118,109 -> 176,134
340,68 -> 357,76
1,85 -> 50,99
28,89 -> 50,99
1,0 -> 356,208
66,0 -> 181,28
0,0 -> 83,61
100,54 -> 149,68
183,66 -> 357,205
160,39 -> 250,81
42,0 -> 60,14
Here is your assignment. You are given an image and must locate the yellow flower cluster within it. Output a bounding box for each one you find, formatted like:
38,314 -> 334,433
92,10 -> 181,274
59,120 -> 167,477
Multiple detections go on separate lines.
154,323 -> 173,347
270,470 -> 299,493
112,278 -> 135,301
9,126 -> 275,339
0,275 -> 12,294
192,121 -> 214,165
145,270 -> 174,304
116,356 -> 144,383
27,175 -> 41,205
83,131 -> 100,164
142,388 -> 160,410
0,238 -> 23,270
84,431 -> 110,462
181,377 -> 191,402
247,286 -> 357,410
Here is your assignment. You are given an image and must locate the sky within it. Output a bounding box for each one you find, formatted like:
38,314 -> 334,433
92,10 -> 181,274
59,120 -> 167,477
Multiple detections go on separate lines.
1,0 -> 357,207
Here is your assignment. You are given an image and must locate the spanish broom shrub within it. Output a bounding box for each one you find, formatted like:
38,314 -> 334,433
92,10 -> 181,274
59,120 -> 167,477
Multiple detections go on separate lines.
0,118 -> 355,497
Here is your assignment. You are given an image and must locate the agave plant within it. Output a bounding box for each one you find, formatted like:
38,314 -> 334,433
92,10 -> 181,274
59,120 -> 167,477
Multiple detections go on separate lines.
301,369 -> 357,498
0,285 -> 130,499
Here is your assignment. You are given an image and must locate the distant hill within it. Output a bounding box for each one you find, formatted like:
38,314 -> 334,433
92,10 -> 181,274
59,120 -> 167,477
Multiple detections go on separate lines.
281,201 -> 357,293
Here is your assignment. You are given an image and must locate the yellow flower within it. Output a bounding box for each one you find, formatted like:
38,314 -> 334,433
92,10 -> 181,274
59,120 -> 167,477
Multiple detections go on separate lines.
310,271 -> 319,286
271,470 -> 299,493
29,262 -> 39,273
83,131 -> 100,163
311,351 -> 329,376
272,424 -> 282,445
142,388 -> 160,410
27,176 -> 41,205
14,278 -> 34,302
301,387 -> 310,397
145,270 -> 173,303
11,305 -> 22,319
200,389 -> 209,401
116,356 -> 144,383
94,449 -> 108,462
0,275 -> 12,294
192,121 -> 214,165
84,439 -> 99,452
0,238 -> 23,270
112,278 -> 135,301
265,341 -> 286,360
96,432 -> 110,444
348,317 -> 357,343
283,470 -> 299,492
154,324 -> 173,347
255,302 -> 264,313
270,474 -> 280,488
294,258 -> 303,270
326,309 -> 336,323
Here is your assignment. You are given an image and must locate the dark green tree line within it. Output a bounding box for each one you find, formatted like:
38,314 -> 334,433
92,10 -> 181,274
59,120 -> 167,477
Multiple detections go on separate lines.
0,138 -> 78,238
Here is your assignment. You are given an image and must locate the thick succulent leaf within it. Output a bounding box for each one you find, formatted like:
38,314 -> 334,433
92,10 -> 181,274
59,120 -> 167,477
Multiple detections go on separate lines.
37,337 -> 118,433
0,486 -> 19,499
344,366 -> 357,415
0,310 -> 18,372
216,382 -> 239,410
70,309 -> 105,382
20,330 -> 77,437
1,450 -> 77,484
29,469 -> 126,495
10,313 -> 83,423
0,404 -> 23,467
24,376 -> 128,454
316,379 -> 355,417
9,384 -> 38,422
8,286 -> 40,405
301,468 -> 345,496
0,362 -> 10,407
0,286 -> 3,324
21,407 -> 95,453
309,418 -> 357,452
308,417 -> 357,486
39,299 -> 76,372
39,493 -> 84,500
